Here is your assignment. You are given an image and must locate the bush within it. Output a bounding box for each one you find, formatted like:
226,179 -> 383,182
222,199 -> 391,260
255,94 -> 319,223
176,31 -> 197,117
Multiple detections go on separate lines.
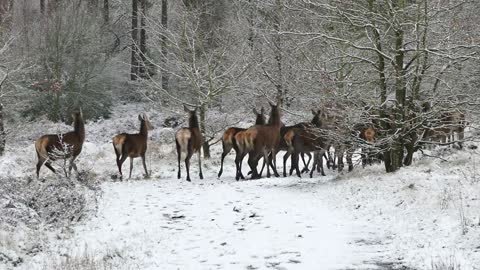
18,0 -> 113,123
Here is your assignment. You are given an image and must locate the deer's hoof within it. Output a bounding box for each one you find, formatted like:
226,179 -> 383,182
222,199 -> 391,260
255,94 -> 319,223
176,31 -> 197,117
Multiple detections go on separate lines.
186,178 -> 191,182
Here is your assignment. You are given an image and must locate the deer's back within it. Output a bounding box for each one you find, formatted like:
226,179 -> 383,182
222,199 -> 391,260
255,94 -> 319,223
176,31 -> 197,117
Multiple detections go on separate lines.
124,133 -> 148,157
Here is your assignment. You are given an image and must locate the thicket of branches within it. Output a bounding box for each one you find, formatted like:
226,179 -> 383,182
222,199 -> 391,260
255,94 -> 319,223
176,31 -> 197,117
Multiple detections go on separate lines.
0,0 -> 478,172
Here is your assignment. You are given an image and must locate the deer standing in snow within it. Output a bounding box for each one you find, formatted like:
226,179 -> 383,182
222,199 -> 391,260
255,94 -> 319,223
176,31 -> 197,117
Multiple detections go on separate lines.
35,110 -> 85,179
217,108 -> 266,178
175,105 -> 203,182
113,113 -> 154,179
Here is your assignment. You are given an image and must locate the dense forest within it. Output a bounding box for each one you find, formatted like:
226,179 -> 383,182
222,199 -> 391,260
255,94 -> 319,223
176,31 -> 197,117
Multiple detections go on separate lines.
0,0 -> 478,172
0,1 -> 479,269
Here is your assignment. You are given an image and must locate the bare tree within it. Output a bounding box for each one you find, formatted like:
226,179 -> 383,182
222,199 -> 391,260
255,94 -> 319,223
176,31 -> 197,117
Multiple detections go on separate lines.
131,0 -> 139,80
161,0 -> 168,91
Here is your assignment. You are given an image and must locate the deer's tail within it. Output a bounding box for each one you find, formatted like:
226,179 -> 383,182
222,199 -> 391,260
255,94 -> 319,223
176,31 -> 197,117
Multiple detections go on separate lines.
35,137 -> 49,161
284,129 -> 295,151
113,134 -> 127,157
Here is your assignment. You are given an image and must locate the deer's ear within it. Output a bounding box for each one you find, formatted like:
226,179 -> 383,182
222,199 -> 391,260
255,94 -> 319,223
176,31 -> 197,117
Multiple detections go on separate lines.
261,107 -> 265,114
276,95 -> 283,106
253,108 -> 258,115
317,109 -> 322,115
311,109 -> 317,116
138,114 -> 144,121
183,104 -> 190,113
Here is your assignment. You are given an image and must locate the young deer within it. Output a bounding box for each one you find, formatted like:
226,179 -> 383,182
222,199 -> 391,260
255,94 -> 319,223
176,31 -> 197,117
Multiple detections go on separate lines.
217,108 -> 266,178
285,118 -> 331,178
35,110 -> 85,179
176,105 -> 203,182
112,113 -> 154,179
281,109 -> 322,177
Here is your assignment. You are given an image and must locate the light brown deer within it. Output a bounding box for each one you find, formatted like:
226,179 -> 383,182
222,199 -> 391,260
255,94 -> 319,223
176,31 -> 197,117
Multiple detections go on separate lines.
112,113 -> 154,179
176,105 -> 203,182
35,110 -> 85,179
217,108 -> 266,178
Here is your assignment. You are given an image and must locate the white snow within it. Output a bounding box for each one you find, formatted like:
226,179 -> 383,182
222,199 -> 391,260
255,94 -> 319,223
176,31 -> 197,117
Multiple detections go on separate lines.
1,105 -> 479,270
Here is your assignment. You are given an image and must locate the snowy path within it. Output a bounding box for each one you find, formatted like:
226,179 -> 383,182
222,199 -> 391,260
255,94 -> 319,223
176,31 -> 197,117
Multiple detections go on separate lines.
47,177 -> 389,270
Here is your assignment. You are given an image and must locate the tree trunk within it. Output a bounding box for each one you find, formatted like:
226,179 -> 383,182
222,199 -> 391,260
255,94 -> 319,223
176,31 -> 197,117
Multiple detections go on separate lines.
385,0 -> 407,173
199,104 -> 210,159
40,0 -> 45,15
139,0 -> 147,78
103,0 -> 109,23
273,0 -> 284,105
247,0 -> 255,48
0,102 -> 4,156
161,0 -> 169,91
130,0 -> 139,80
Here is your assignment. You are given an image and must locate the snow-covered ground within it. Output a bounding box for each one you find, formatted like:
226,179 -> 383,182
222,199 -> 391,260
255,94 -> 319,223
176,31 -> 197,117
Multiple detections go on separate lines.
1,104 -> 479,270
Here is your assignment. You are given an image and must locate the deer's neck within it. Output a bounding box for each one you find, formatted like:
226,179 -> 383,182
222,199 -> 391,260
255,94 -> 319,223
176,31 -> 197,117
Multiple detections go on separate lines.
189,115 -> 199,129
255,116 -> 266,125
267,110 -> 281,127
139,121 -> 148,137
74,118 -> 85,142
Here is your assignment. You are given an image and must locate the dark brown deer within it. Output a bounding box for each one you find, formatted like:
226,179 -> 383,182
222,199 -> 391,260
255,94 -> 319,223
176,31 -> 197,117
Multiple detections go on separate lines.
35,110 -> 85,179
285,120 -> 331,178
245,100 -> 283,179
176,105 -> 203,182
261,109 -> 320,177
217,108 -> 266,178
112,113 -> 154,179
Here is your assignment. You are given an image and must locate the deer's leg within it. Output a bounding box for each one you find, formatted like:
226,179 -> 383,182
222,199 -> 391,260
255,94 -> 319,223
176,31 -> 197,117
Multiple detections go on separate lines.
458,127 -> 465,149
292,150 -> 301,178
197,149 -> 203,180
128,157 -> 134,179
283,149 -> 292,177
185,147 -> 194,182
240,152 -> 248,179
234,151 -> 242,181
141,153 -> 149,178
317,150 -> 326,176
36,156 -> 49,179
326,147 -> 333,169
310,152 -> 318,178
264,149 -> 271,178
68,156 -> 78,178
117,153 -> 128,179
347,147 -> 354,172
258,155 -> 266,177
271,150 -> 279,177
361,147 -> 367,168
247,154 -> 259,179
301,152 -> 311,173
176,140 -> 182,180
218,141 -> 230,178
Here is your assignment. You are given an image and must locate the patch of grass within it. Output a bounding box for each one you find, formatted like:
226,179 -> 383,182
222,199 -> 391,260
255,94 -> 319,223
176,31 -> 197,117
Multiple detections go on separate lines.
431,255 -> 461,270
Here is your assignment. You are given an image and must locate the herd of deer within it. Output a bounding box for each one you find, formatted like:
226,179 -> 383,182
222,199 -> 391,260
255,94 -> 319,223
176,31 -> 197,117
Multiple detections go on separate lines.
33,101 -> 467,182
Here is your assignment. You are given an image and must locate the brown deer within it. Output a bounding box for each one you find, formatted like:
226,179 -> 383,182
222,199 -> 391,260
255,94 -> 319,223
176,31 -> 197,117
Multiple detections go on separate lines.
233,100 -> 283,180
285,119 -> 331,178
35,110 -> 85,179
176,105 -> 203,182
245,100 -> 283,179
217,108 -> 266,178
275,109 -> 322,177
112,113 -> 154,179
